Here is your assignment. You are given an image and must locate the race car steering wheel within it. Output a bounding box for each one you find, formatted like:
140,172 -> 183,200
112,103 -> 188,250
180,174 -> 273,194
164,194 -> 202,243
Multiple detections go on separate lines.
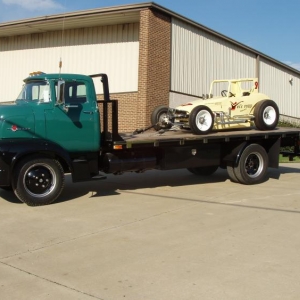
221,90 -> 235,97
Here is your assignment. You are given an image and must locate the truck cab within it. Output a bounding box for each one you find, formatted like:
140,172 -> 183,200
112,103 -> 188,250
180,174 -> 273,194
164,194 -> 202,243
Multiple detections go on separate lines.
1,72 -> 101,152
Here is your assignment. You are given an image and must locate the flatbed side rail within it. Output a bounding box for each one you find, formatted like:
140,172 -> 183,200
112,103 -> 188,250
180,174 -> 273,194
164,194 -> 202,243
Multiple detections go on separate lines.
114,128 -> 300,149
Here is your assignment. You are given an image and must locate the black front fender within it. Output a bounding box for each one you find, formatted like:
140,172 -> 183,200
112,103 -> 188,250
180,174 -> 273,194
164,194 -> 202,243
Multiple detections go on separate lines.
0,138 -> 72,187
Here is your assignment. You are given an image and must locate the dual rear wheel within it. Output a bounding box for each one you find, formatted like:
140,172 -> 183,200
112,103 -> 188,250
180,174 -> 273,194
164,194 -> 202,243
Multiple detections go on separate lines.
188,144 -> 269,185
226,144 -> 268,184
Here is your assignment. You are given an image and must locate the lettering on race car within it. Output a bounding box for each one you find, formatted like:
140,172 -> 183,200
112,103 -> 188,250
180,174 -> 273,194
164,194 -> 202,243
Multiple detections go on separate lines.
243,104 -> 252,109
230,101 -> 243,110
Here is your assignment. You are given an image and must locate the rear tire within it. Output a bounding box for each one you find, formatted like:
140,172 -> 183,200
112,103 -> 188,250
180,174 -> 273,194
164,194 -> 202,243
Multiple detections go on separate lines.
233,144 -> 268,185
189,105 -> 214,135
254,100 -> 279,130
12,156 -> 64,206
226,165 -> 240,183
187,165 -> 218,176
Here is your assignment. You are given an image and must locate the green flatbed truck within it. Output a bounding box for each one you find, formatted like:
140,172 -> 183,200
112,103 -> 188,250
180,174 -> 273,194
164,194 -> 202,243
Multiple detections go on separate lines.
0,71 -> 299,206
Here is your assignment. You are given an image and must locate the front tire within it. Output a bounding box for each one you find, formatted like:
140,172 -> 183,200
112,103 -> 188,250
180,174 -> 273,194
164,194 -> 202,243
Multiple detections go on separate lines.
189,105 -> 214,135
232,144 -> 268,185
254,100 -> 279,130
12,157 -> 65,206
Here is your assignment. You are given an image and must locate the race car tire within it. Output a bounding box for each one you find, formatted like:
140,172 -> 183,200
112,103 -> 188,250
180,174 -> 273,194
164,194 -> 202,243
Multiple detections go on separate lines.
187,165 -> 218,176
233,144 -> 268,185
254,100 -> 279,130
189,105 -> 214,135
151,105 -> 172,130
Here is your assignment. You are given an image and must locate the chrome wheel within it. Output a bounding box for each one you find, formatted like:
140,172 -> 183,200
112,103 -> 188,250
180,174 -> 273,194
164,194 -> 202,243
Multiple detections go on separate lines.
263,106 -> 277,125
244,152 -> 264,178
13,157 -> 64,206
195,110 -> 213,132
189,105 -> 214,135
23,163 -> 57,198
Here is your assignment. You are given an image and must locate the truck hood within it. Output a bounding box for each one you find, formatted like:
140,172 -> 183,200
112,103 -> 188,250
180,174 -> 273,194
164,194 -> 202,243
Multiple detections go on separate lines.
0,103 -> 35,138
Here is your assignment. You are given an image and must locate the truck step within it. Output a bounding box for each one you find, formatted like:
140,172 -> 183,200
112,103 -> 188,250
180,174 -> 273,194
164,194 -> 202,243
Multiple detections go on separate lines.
91,174 -> 107,180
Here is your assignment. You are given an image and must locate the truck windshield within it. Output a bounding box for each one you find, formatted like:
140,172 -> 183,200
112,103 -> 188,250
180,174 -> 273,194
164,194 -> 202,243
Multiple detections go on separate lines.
17,81 -> 51,102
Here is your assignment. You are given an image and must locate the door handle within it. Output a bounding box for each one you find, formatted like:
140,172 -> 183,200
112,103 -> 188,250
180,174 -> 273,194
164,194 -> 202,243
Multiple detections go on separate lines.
83,111 -> 94,115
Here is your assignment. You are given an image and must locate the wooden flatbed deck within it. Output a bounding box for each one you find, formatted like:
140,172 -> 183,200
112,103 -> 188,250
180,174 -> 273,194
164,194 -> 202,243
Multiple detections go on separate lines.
116,127 -> 300,148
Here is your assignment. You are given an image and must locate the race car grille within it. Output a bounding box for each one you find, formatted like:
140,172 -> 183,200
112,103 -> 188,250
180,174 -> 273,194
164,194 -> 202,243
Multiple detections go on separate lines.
173,110 -> 189,118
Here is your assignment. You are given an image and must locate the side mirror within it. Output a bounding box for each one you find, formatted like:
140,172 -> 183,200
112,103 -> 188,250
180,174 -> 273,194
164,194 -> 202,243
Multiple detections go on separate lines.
57,80 -> 65,104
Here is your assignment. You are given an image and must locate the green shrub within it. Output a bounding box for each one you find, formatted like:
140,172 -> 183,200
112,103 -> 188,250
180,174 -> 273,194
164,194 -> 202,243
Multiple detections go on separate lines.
278,119 -> 300,161
278,120 -> 300,128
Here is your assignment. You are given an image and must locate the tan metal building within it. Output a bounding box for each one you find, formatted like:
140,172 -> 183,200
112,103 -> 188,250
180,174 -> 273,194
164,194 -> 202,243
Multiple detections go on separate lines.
1,2 -> 299,132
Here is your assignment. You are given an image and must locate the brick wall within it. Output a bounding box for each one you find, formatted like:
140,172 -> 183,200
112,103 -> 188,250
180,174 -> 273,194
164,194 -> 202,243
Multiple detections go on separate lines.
137,8 -> 171,129
97,8 -> 171,133
97,92 -> 138,133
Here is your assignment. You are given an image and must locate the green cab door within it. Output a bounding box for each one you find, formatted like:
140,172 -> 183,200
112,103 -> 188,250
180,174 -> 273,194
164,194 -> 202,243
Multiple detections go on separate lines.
45,79 -> 100,152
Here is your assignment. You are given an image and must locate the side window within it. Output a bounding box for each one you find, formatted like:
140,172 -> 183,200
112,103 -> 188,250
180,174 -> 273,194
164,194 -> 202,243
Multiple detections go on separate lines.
76,84 -> 87,97
65,82 -> 87,104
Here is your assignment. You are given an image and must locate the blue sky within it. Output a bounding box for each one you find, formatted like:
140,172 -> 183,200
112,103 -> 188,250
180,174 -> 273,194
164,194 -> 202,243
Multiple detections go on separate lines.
1,0 -> 299,70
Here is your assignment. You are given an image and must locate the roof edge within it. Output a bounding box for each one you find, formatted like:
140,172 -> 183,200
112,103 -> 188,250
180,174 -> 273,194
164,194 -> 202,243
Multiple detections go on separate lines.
149,2 -> 300,76
0,2 -> 154,27
0,1 -> 299,75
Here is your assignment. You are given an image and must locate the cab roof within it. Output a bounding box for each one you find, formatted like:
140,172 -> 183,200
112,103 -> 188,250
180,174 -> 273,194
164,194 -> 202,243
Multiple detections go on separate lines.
24,72 -> 93,82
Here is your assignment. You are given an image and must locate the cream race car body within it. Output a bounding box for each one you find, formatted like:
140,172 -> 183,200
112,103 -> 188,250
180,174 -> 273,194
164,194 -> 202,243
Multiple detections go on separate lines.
175,78 -> 270,130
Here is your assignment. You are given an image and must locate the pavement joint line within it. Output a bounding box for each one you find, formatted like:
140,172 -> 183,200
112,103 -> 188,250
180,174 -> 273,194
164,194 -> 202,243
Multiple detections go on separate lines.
0,260 -> 104,300
0,202 -> 198,261
119,190 -> 300,214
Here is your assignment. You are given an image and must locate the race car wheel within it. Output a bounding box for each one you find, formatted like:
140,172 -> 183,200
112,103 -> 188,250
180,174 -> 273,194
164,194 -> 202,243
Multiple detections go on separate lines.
254,100 -> 279,130
232,144 -> 268,185
189,105 -> 214,135
151,105 -> 172,130
187,165 -> 218,176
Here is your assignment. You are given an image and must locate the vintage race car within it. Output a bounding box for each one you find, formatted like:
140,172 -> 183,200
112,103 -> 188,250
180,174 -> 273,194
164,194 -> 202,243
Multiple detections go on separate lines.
151,78 -> 279,134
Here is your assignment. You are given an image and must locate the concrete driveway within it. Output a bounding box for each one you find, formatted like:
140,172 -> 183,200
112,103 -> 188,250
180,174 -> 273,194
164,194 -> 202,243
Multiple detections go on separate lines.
1,163 -> 300,300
